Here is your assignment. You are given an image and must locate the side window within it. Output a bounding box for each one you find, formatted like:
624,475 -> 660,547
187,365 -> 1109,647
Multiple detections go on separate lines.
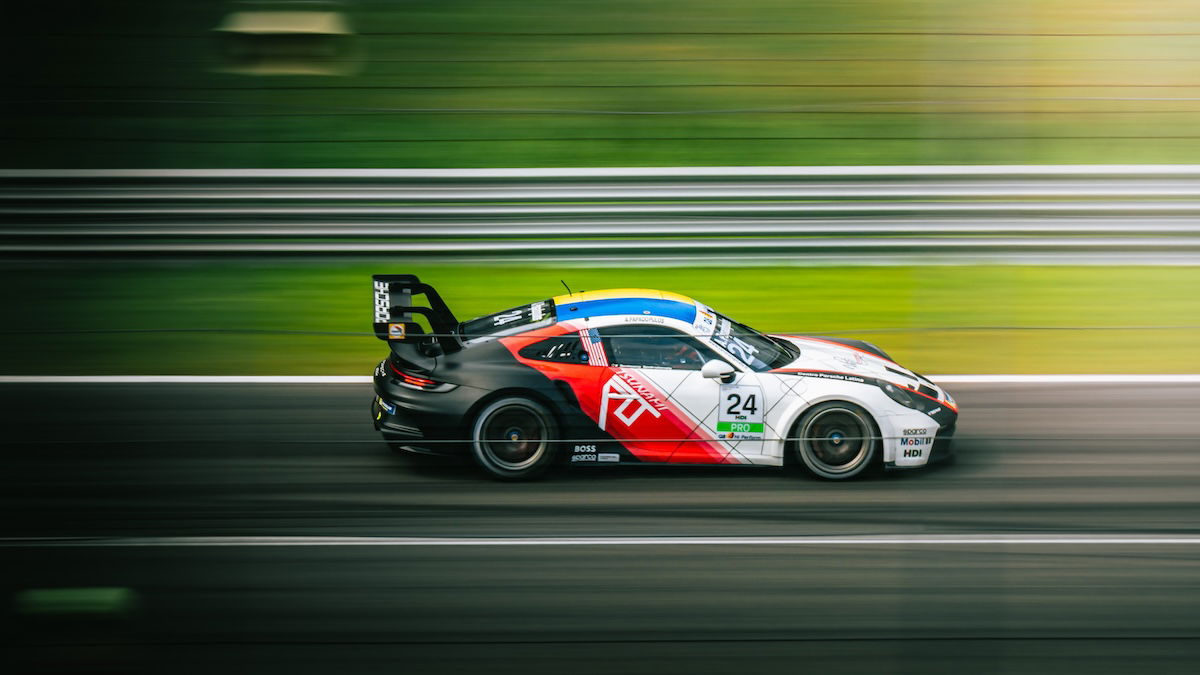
598,324 -> 717,371
518,336 -> 591,364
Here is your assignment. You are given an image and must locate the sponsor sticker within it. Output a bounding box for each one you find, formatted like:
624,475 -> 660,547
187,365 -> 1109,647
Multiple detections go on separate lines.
373,280 -> 390,323
805,371 -> 867,384
598,453 -> 619,462
492,309 -> 524,327
835,352 -> 866,369
717,383 -> 765,440
899,430 -> 932,460
598,372 -> 665,431
387,323 -> 406,340
570,454 -> 597,463
377,397 -> 396,415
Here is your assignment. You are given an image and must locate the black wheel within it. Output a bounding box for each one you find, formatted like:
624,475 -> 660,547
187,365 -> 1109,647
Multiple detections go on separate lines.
790,401 -> 878,480
470,397 -> 559,480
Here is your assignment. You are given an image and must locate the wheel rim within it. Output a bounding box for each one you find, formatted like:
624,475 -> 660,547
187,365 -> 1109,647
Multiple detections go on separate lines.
478,404 -> 548,471
801,407 -> 872,474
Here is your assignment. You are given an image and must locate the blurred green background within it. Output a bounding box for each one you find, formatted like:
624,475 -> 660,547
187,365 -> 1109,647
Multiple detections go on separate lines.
3,1 -> 1199,374
6,0 -> 1200,167
5,263 -> 1198,375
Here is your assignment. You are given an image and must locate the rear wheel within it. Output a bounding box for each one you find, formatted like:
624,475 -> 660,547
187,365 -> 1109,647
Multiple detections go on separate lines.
470,397 -> 559,480
790,402 -> 878,480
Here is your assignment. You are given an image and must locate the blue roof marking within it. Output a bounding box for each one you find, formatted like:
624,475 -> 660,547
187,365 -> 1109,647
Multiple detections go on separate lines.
557,298 -> 697,323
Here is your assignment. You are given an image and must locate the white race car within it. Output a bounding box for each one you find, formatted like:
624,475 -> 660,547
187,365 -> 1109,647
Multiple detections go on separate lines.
372,278 -> 958,480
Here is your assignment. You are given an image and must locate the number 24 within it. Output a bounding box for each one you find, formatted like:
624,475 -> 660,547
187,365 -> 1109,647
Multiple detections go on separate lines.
726,393 -> 758,415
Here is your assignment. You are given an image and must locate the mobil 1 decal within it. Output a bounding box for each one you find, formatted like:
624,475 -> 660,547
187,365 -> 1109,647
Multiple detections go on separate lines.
717,383 -> 764,440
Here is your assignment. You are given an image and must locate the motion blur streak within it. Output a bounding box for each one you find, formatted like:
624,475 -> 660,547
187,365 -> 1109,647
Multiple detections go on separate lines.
8,168 -> 1200,262
6,1 -> 1200,167
5,381 -> 1200,673
7,535 -> 1200,548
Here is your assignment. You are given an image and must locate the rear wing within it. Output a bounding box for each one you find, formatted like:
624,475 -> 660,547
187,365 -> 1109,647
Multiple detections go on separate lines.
372,274 -> 461,354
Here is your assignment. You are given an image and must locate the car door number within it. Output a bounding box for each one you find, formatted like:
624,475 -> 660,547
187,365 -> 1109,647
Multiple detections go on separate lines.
717,384 -> 764,440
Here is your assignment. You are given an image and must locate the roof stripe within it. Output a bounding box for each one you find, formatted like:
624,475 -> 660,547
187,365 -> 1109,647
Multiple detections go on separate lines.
556,297 -> 698,324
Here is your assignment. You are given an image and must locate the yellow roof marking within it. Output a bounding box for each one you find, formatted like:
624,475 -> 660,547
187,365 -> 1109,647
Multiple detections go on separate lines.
552,288 -> 697,306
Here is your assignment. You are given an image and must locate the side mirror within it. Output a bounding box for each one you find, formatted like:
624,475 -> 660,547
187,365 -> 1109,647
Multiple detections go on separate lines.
701,359 -> 736,384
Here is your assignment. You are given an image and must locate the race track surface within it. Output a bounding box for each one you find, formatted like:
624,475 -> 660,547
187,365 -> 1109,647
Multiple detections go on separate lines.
4,382 -> 1199,674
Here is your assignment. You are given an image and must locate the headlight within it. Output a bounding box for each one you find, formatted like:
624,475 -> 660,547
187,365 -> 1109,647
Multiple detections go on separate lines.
879,381 -> 942,414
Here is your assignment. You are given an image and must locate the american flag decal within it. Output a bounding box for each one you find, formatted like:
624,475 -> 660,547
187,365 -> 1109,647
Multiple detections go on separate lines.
579,328 -> 609,367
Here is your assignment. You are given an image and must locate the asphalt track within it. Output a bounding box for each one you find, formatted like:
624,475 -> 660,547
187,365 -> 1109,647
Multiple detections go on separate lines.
4,382 -> 1200,673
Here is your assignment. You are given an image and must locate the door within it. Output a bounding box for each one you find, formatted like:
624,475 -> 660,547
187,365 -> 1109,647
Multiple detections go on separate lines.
595,324 -> 767,464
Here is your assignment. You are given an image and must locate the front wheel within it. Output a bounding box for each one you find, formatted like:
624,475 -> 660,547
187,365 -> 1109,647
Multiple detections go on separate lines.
790,401 -> 879,480
470,397 -> 559,480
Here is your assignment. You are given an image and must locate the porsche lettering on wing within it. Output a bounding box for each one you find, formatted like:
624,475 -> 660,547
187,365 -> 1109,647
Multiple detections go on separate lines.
369,275 -> 958,480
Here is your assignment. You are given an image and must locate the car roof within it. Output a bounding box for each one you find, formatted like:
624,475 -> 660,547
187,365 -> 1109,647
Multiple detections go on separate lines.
551,288 -> 700,324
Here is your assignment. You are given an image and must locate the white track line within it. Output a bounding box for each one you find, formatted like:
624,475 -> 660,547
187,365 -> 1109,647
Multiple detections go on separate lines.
2,534 -> 1199,548
2,375 -> 1200,385
7,165 -> 1200,179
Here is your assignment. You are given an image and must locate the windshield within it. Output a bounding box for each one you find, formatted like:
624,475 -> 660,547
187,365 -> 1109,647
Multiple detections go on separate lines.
708,310 -> 797,371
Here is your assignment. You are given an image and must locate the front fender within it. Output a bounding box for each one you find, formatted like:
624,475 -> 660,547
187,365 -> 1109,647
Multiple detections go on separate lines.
772,377 -> 940,466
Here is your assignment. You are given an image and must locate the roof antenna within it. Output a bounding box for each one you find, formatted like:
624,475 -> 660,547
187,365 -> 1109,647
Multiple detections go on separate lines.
560,279 -> 573,295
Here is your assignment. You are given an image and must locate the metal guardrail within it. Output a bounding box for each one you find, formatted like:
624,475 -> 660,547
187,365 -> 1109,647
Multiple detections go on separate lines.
4,166 -> 1200,262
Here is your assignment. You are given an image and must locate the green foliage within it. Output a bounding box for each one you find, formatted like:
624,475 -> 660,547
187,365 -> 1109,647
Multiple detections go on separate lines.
4,263 -> 1198,374
6,0 -> 1200,167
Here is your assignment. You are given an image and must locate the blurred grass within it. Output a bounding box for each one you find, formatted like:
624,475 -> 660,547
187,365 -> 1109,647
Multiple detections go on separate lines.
6,0 -> 1200,167
3,263 -> 1198,375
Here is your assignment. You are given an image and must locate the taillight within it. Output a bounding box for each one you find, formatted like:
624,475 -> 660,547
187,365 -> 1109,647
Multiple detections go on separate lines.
387,360 -> 454,391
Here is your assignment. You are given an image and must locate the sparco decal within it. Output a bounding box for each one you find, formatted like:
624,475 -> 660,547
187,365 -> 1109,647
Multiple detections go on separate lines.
598,372 -> 666,431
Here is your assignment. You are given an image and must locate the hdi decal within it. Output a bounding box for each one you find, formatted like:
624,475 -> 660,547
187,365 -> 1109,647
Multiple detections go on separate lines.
598,372 -> 665,431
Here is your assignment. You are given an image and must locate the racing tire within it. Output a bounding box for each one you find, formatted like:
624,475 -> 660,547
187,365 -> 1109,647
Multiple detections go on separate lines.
470,396 -> 559,480
790,401 -> 879,480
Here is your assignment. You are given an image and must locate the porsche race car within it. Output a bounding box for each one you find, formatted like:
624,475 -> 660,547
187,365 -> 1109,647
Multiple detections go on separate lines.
371,275 -> 957,480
